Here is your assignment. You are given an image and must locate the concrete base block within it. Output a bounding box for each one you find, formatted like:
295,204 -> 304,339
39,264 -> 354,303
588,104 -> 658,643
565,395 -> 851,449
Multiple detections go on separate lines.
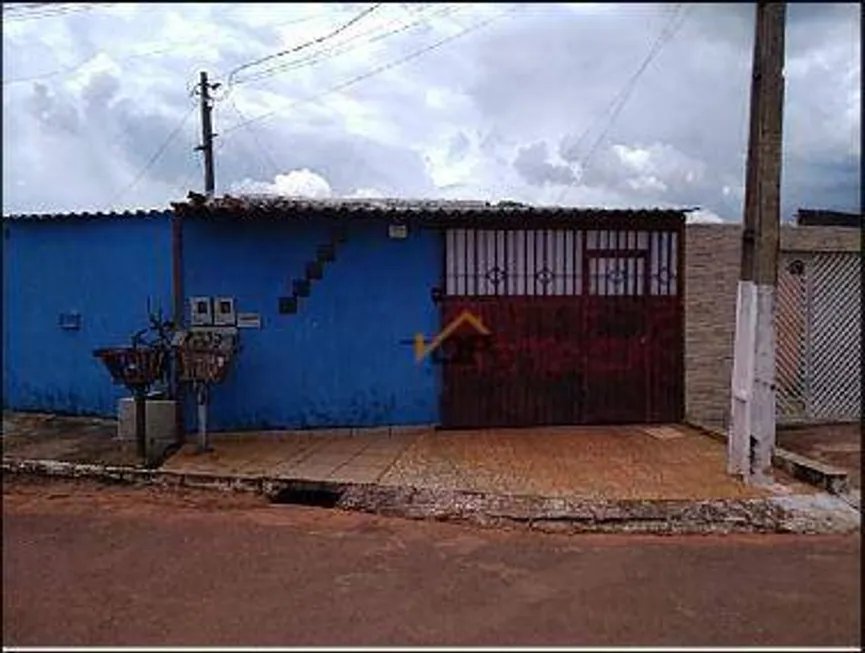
772,448 -> 850,495
118,399 -> 178,445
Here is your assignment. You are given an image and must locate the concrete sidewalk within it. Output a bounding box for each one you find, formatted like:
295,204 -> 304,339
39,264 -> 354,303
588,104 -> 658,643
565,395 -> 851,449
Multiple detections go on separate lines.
162,424 -> 812,501
5,413 -> 859,534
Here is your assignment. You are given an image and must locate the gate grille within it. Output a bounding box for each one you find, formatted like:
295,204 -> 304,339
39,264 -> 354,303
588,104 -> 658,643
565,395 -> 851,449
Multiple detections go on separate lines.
808,253 -> 861,420
776,256 -> 809,420
775,252 -> 861,423
444,229 -> 678,297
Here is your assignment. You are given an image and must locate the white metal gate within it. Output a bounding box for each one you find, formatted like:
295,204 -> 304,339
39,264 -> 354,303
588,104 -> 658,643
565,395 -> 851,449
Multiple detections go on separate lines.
776,252 -> 861,423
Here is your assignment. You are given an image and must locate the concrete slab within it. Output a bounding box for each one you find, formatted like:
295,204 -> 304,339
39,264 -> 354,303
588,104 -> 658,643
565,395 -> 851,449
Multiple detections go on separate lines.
350,456 -> 400,471
777,423 -> 861,489
284,465 -> 340,481
642,426 -> 687,441
327,466 -> 386,483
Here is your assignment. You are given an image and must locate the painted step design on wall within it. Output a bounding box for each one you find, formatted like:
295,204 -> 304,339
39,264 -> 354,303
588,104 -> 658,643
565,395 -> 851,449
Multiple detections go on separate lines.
277,224 -> 348,315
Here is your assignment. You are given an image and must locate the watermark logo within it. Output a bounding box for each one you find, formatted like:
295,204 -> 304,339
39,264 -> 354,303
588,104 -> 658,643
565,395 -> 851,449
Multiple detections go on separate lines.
414,310 -> 491,363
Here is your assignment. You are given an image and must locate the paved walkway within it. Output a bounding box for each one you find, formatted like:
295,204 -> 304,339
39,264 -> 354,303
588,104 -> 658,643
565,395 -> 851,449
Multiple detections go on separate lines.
162,424 -> 812,501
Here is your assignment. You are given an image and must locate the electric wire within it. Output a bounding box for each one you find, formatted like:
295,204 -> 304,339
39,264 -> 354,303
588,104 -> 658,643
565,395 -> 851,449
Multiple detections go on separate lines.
2,3 -> 113,22
554,4 -> 692,205
226,3 -> 384,88
227,96 -> 281,179
580,7 -> 692,171
221,4 -> 520,137
233,4 -> 461,86
4,11 -> 332,86
106,103 -> 196,209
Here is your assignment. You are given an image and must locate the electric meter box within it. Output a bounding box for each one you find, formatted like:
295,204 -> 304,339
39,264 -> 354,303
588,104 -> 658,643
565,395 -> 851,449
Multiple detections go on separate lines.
190,297 -> 213,326
213,297 -> 237,326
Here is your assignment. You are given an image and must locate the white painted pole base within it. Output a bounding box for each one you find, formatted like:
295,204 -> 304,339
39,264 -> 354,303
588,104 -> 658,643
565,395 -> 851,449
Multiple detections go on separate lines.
750,284 -> 777,483
729,281 -> 757,477
728,281 -> 777,484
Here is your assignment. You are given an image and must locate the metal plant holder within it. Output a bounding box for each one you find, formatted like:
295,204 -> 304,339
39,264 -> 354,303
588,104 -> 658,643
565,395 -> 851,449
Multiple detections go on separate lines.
93,346 -> 168,462
177,329 -> 239,454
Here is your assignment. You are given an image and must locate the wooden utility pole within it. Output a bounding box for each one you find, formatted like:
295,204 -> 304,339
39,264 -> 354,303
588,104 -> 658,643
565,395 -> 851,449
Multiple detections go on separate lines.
728,2 -> 786,483
196,71 -> 217,197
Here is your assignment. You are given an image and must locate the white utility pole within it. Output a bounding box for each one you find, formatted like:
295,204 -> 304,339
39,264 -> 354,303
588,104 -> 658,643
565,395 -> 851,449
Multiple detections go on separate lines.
728,2 -> 786,483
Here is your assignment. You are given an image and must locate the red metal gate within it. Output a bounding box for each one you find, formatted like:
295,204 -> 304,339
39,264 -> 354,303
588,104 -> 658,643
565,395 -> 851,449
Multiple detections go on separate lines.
439,224 -> 683,428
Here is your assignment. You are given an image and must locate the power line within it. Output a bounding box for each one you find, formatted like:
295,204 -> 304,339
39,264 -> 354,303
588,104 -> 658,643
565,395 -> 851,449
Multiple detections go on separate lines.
2,3 -> 58,14
227,96 -> 281,178
3,43 -> 179,86
221,4 -> 520,137
555,5 -> 692,205
2,2 -> 74,16
4,11 -> 332,86
235,4 -> 463,86
227,3 -> 384,88
580,7 -> 691,167
234,4 -> 453,85
2,3 -> 113,22
106,103 -> 196,209
558,5 -> 684,175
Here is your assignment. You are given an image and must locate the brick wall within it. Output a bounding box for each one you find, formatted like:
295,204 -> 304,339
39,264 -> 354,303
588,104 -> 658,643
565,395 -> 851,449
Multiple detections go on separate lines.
684,223 -> 860,430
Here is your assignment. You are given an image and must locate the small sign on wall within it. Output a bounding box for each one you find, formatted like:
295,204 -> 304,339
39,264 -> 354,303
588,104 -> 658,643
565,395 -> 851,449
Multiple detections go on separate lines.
388,223 -> 408,239
237,313 -> 262,329
58,312 -> 82,330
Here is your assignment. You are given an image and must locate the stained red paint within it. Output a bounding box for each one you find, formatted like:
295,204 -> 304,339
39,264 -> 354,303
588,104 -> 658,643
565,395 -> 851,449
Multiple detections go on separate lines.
439,226 -> 684,429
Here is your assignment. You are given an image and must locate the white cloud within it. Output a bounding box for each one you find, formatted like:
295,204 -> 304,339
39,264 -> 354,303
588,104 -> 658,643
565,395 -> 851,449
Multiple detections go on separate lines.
686,208 -> 726,224
626,175 -> 667,193
230,169 -> 333,198
611,143 -> 707,188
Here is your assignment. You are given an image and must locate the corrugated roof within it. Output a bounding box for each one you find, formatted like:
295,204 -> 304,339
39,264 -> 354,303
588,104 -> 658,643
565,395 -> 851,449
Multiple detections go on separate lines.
171,192 -> 690,222
2,208 -> 171,222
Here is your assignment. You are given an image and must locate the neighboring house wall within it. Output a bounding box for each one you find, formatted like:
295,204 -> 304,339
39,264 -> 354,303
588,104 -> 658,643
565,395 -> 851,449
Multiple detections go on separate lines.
181,216 -> 441,431
2,213 -> 174,416
684,223 -> 860,430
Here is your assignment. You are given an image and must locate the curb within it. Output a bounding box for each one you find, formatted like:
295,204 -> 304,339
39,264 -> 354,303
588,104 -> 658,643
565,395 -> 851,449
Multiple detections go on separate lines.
2,457 -> 859,535
684,422 -> 852,496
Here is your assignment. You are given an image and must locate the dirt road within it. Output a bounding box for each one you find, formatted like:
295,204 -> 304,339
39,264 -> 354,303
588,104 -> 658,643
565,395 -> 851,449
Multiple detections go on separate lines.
3,478 -> 860,647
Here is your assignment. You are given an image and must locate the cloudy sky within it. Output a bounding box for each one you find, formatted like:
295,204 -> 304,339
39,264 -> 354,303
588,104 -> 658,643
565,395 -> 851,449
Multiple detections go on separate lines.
2,2 -> 860,221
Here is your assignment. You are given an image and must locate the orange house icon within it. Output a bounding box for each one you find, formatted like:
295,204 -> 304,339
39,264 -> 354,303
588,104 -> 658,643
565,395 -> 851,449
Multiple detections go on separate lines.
413,310 -> 491,363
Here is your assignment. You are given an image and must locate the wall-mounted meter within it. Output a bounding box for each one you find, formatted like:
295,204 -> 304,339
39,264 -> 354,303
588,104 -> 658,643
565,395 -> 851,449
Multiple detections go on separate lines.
214,297 -> 237,326
190,297 -> 213,326
388,223 -> 408,239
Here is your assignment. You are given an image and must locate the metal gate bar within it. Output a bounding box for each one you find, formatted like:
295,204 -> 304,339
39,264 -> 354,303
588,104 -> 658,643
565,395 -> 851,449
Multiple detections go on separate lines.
775,252 -> 861,423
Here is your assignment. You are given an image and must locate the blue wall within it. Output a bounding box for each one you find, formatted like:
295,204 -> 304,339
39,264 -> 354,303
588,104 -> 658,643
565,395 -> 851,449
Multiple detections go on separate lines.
2,214 -> 174,416
182,216 -> 441,431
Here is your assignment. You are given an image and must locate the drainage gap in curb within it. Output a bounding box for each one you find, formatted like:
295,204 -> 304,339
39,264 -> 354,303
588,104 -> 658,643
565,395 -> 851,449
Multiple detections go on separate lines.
270,485 -> 342,509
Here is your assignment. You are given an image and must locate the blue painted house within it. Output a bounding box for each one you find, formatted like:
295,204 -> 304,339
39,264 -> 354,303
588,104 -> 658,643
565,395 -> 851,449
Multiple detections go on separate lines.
177,196 -> 443,431
2,210 -> 174,416
4,196 -> 687,433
